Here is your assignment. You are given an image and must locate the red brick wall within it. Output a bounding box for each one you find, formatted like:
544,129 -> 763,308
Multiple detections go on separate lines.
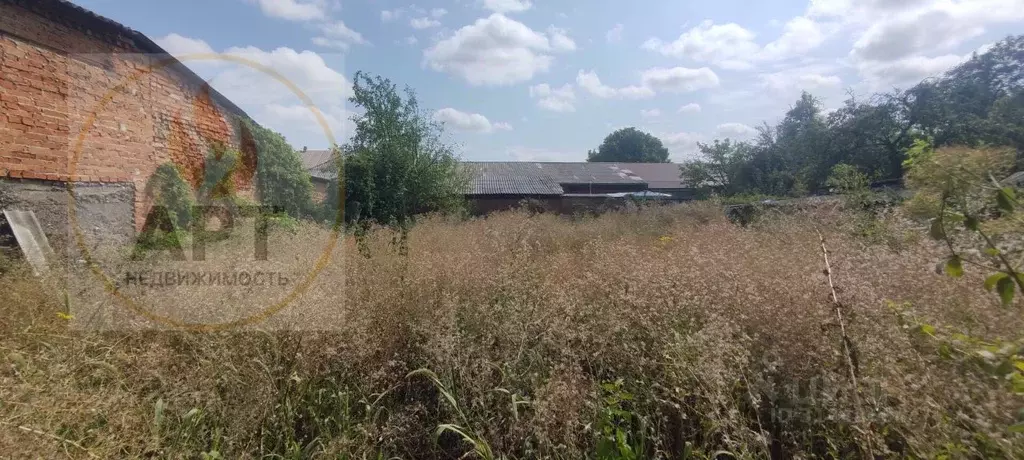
0,1 -> 253,231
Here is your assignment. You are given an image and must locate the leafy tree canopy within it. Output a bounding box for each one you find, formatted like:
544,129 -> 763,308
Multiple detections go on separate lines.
587,127 -> 670,163
241,118 -> 315,219
681,34 -> 1024,198
324,71 -> 468,229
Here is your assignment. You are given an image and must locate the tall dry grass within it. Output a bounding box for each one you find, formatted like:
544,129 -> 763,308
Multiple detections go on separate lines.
1,202 -> 1021,458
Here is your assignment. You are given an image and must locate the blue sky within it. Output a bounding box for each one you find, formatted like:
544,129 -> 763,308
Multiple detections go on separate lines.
76,0 -> 1024,161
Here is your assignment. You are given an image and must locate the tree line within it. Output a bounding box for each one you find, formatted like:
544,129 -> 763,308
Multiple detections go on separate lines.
680,35 -> 1024,197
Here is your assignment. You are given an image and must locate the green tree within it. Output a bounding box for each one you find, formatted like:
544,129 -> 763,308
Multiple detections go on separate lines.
240,118 -> 315,218
587,127 -> 670,163
325,71 -> 468,228
679,139 -> 753,195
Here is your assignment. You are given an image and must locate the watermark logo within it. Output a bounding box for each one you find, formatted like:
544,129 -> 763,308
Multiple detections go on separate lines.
66,53 -> 344,331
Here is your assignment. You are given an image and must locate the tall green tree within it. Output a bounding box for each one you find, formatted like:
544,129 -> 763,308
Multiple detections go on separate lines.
683,34 -> 1024,198
324,71 -> 467,228
587,127 -> 670,163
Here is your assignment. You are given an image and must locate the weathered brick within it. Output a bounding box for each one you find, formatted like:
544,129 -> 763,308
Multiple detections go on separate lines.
1,1 -> 255,231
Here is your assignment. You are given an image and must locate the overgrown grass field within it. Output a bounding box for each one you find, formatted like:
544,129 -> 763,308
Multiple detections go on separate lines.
1,203 -> 1022,458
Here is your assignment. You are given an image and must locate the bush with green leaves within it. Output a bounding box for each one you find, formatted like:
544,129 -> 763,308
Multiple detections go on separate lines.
197,145 -> 240,202
240,118 -> 315,219
904,141 -> 1023,306
146,163 -> 196,230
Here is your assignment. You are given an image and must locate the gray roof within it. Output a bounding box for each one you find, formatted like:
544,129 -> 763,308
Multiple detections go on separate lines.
299,149 -> 336,181
604,163 -> 688,190
469,175 -> 564,195
464,161 -> 689,196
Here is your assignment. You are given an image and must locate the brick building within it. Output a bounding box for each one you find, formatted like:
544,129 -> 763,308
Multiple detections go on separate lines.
0,0 -> 256,248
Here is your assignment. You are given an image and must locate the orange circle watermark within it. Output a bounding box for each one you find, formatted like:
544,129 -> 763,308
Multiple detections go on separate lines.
68,53 -> 343,331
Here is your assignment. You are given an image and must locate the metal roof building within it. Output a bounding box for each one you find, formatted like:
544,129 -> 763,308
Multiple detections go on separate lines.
462,162 -> 690,197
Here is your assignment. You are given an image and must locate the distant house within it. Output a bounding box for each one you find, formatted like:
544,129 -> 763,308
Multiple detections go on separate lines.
298,149 -> 335,201
463,162 -> 693,214
293,158 -> 694,213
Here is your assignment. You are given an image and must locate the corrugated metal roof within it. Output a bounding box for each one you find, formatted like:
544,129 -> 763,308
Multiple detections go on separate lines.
465,162 -> 645,185
463,163 -> 563,195
470,176 -> 564,195
464,161 -> 690,195
292,158 -> 689,193
603,163 -> 689,189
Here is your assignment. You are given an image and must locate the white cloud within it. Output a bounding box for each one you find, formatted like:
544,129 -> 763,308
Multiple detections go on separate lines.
807,0 -> 855,18
405,36 -> 419,46
606,24 -> 624,43
529,83 -> 576,112
642,20 -> 761,69
678,103 -> 701,113
482,0 -> 533,14
215,46 -> 354,105
717,122 -> 757,138
312,20 -> 368,50
640,108 -> 661,119
857,53 -> 967,89
660,131 -> 705,160
156,33 -> 215,56
548,27 -> 577,52
504,146 -> 578,162
576,70 -> 655,99
431,8 -> 448,18
850,1 -> 1024,64
311,37 -> 347,50
853,9 -> 979,62
424,14 -> 575,86
577,67 -> 718,100
759,67 -> 842,92
844,1 -> 1024,88
762,16 -> 831,60
381,8 -> 403,22
640,67 -> 721,93
250,0 -> 325,21
810,0 -> 962,21
153,34 -> 353,148
261,103 -> 354,146
642,12 -> 845,68
410,17 -> 441,29
434,108 -> 512,133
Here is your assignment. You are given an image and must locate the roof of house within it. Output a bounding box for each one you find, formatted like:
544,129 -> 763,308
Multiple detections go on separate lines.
7,0 -> 249,119
469,175 -> 564,196
291,157 -> 691,193
606,163 -> 687,190
463,161 -> 689,196
299,149 -> 336,181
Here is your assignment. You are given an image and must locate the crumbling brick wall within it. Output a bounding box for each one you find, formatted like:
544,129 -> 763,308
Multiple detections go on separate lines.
0,0 -> 255,236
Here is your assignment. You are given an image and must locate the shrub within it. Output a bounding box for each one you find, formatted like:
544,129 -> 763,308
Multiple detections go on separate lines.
145,162 -> 195,230
241,118 -> 315,219
903,143 -> 1022,305
197,145 -> 240,202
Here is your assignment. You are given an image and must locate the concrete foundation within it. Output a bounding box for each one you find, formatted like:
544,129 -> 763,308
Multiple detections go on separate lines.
0,178 -> 135,253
